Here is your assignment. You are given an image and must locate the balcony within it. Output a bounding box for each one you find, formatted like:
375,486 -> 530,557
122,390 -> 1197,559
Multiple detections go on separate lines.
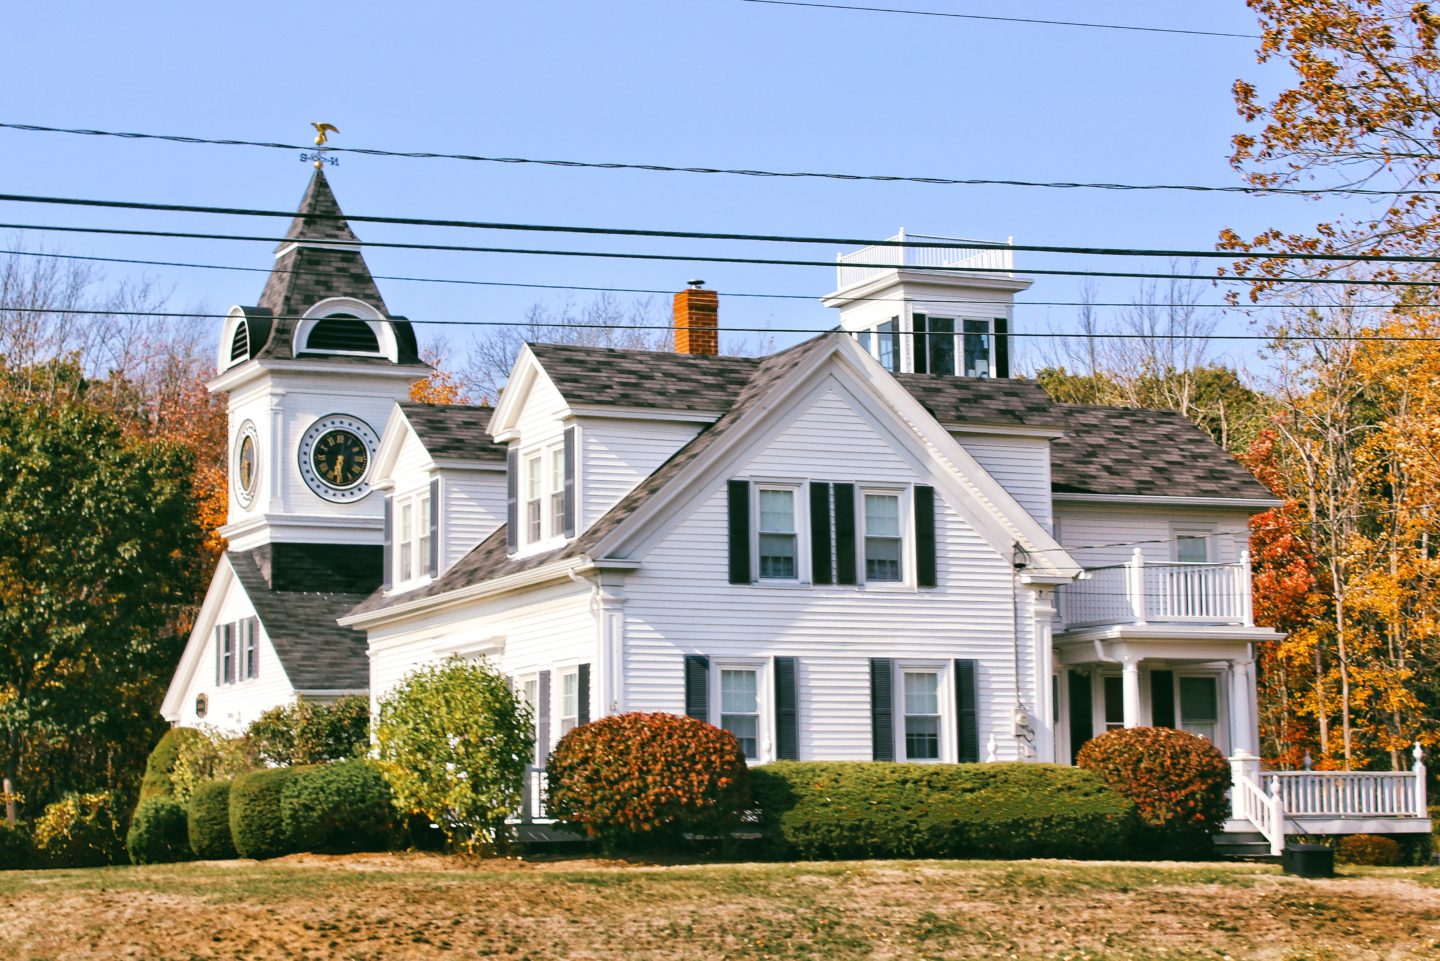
1060,548 -> 1254,631
835,230 -> 1015,291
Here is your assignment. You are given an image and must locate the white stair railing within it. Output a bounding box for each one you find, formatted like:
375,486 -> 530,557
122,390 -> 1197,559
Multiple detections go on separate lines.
1230,753 -> 1285,856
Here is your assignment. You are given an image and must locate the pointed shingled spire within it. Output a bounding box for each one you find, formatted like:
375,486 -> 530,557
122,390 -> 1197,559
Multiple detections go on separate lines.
275,168 -> 362,251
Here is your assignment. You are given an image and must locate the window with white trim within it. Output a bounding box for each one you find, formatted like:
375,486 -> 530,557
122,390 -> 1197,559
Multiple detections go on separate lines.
559,670 -> 579,735
1103,675 -> 1125,731
525,454 -> 543,543
902,670 -> 942,760
719,668 -> 761,760
218,624 -> 236,685
757,486 -> 799,580
1178,676 -> 1219,743
520,675 -> 542,764
239,619 -> 258,681
548,447 -> 565,538
399,500 -> 415,582
394,489 -> 432,584
857,319 -> 900,372
417,490 -> 431,572
863,491 -> 904,582
1175,531 -> 1211,563
916,315 -> 995,378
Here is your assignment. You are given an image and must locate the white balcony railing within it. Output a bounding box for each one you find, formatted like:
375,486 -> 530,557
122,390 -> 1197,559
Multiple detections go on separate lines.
1060,548 -> 1254,630
835,230 -> 1015,290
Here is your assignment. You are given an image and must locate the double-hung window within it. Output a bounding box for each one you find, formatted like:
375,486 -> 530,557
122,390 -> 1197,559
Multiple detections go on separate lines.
399,500 -> 415,582
526,454 -> 543,543
863,491 -> 903,582
559,670 -> 579,735
902,670 -> 941,760
521,676 -> 543,764
1178,676 -> 1219,743
719,668 -> 761,761
239,619 -> 258,681
218,624 -> 236,685
548,448 -> 565,538
757,487 -> 798,579
395,490 -> 432,583
962,320 -> 992,377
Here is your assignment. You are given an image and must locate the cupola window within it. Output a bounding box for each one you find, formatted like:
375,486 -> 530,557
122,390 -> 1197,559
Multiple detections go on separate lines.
229,320 -> 250,364
303,315 -> 380,354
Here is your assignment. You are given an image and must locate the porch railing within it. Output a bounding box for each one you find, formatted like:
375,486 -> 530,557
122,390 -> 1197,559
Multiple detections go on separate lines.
835,230 -> 1015,290
1060,548 -> 1253,630
517,765 -> 549,822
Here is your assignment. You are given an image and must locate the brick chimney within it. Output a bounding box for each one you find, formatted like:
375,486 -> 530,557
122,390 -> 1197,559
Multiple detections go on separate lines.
673,280 -> 719,355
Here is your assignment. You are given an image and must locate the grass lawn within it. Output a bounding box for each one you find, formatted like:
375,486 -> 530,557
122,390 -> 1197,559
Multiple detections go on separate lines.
1,854 -> 1438,960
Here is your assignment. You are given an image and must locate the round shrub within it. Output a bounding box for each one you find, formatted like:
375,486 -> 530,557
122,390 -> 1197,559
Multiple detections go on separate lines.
188,780 -> 236,860
229,767 -> 304,859
1077,727 -> 1230,854
0,820 -> 34,870
139,728 -> 206,803
32,792 -> 126,867
1337,833 -> 1402,866
248,695 -> 370,766
375,657 -> 533,854
546,712 -> 750,850
280,759 -> 400,854
125,796 -> 191,865
750,761 -> 1137,860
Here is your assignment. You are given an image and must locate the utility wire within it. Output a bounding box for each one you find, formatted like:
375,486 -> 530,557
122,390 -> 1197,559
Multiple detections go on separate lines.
737,0 -> 1260,39
0,121 -> 1412,197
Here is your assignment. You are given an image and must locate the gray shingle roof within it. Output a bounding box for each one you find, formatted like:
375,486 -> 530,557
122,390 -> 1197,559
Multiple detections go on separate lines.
400,403 -> 504,464
229,548 -> 371,691
526,343 -> 759,413
894,373 -> 1063,429
1049,404 -> 1274,501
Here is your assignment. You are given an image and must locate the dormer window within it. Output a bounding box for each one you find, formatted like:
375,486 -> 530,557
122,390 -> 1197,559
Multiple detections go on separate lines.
505,428 -> 577,554
229,319 -> 250,365
294,299 -> 399,361
305,315 -> 380,353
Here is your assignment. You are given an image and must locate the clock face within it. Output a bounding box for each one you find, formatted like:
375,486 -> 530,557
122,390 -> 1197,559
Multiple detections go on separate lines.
297,414 -> 379,502
234,421 -> 259,507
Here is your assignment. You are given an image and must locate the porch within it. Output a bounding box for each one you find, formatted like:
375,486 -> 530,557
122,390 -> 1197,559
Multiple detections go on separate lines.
1058,549 -> 1254,631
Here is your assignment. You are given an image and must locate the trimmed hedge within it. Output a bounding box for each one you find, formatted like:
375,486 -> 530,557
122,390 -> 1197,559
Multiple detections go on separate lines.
749,762 -> 1137,860
126,797 -> 192,865
188,780 -> 236,860
229,767 -> 305,859
32,792 -> 126,867
280,760 -> 400,854
546,712 -> 750,850
139,728 -> 206,803
0,820 -> 33,870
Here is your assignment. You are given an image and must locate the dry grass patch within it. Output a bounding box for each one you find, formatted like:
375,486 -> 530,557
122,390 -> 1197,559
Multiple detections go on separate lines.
0,854 -> 1437,960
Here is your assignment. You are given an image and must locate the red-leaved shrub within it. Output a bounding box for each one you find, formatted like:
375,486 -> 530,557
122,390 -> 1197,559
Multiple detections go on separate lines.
1336,833 -> 1401,866
545,712 -> 749,849
1077,727 -> 1230,854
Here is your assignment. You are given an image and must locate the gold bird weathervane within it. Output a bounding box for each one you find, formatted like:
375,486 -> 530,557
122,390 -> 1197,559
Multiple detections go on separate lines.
302,122 -> 340,169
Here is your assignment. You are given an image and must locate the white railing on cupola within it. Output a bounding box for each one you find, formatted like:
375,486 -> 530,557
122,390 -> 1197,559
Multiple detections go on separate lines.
835,230 -> 1016,290
1060,548 -> 1254,630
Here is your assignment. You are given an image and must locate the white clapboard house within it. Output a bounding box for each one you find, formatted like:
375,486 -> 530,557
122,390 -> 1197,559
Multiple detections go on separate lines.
163,174 -> 1430,854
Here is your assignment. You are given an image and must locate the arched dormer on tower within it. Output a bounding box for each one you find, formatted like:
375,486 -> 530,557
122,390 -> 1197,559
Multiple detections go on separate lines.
294,297 -> 400,361
217,306 -> 275,373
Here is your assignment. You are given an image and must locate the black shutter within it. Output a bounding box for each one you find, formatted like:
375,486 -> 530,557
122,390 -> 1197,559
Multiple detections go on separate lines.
576,662 -> 591,726
775,656 -> 799,760
915,485 -> 937,588
912,313 -> 929,374
954,659 -> 980,763
809,482 -> 832,585
563,426 -> 577,538
684,655 -> 710,720
505,447 -> 518,553
537,670 -> 551,764
428,477 -> 440,575
727,480 -> 751,584
1150,669 -> 1176,728
833,483 -> 857,585
382,494 -> 393,590
870,658 -> 895,761
1068,670 -> 1094,764
993,317 -> 1010,378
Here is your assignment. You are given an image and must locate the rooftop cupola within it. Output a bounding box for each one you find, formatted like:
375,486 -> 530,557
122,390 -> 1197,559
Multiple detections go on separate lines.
822,229 -> 1032,378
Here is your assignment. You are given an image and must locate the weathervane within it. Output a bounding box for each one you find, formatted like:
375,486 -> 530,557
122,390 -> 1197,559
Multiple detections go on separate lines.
301,122 -> 340,169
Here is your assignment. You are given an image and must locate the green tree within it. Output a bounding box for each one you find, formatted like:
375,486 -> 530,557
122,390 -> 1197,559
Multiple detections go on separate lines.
0,364 -> 202,822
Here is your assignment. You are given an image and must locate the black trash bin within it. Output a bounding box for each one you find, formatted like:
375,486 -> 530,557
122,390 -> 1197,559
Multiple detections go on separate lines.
1282,842 -> 1335,878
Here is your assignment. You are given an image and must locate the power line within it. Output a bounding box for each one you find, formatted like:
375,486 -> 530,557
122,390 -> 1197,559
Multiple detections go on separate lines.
736,0 -> 1260,39
2,121 -> 1415,198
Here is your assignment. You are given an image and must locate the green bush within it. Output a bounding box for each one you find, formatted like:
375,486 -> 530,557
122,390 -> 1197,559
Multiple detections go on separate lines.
139,728 -> 206,803
280,759 -> 400,854
169,728 -> 257,805
32,792 -> 126,867
125,796 -> 191,865
749,762 -> 1137,860
546,713 -> 750,851
1077,727 -> 1230,856
0,820 -> 33,870
1337,833 -> 1402,866
187,780 -> 236,860
248,696 -> 371,766
375,657 -> 532,854
229,767 -> 305,859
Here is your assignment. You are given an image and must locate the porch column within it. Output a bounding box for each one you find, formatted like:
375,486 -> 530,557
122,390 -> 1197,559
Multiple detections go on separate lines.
1029,588 -> 1057,762
594,577 -> 627,717
1121,656 -> 1142,729
1228,658 -> 1256,756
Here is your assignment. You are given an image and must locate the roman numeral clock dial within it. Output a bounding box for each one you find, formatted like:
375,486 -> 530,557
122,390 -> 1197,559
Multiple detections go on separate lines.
297,415 -> 380,502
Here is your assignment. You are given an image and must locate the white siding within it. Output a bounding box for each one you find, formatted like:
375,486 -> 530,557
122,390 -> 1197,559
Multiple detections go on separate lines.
579,418 -> 700,529
441,471 -> 506,569
1055,503 -> 1252,568
391,429 -> 432,483
620,386 -> 1038,763
955,434 -> 1053,531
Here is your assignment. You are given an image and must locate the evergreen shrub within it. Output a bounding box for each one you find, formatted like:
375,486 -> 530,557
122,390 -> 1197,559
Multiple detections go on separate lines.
749,761 -> 1136,860
1336,833 -> 1402,866
0,820 -> 33,870
229,767 -> 305,859
125,796 -> 191,865
187,780 -> 236,860
139,728 -> 206,803
31,792 -> 126,867
545,712 -> 750,850
280,759 -> 400,853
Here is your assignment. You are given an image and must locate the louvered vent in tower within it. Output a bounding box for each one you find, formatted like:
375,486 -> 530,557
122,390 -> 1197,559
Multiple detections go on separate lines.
229,319 -> 250,364
304,315 -> 380,353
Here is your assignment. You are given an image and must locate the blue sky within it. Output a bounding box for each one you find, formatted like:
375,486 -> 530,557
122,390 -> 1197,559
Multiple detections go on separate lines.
4,1 -> 1348,373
